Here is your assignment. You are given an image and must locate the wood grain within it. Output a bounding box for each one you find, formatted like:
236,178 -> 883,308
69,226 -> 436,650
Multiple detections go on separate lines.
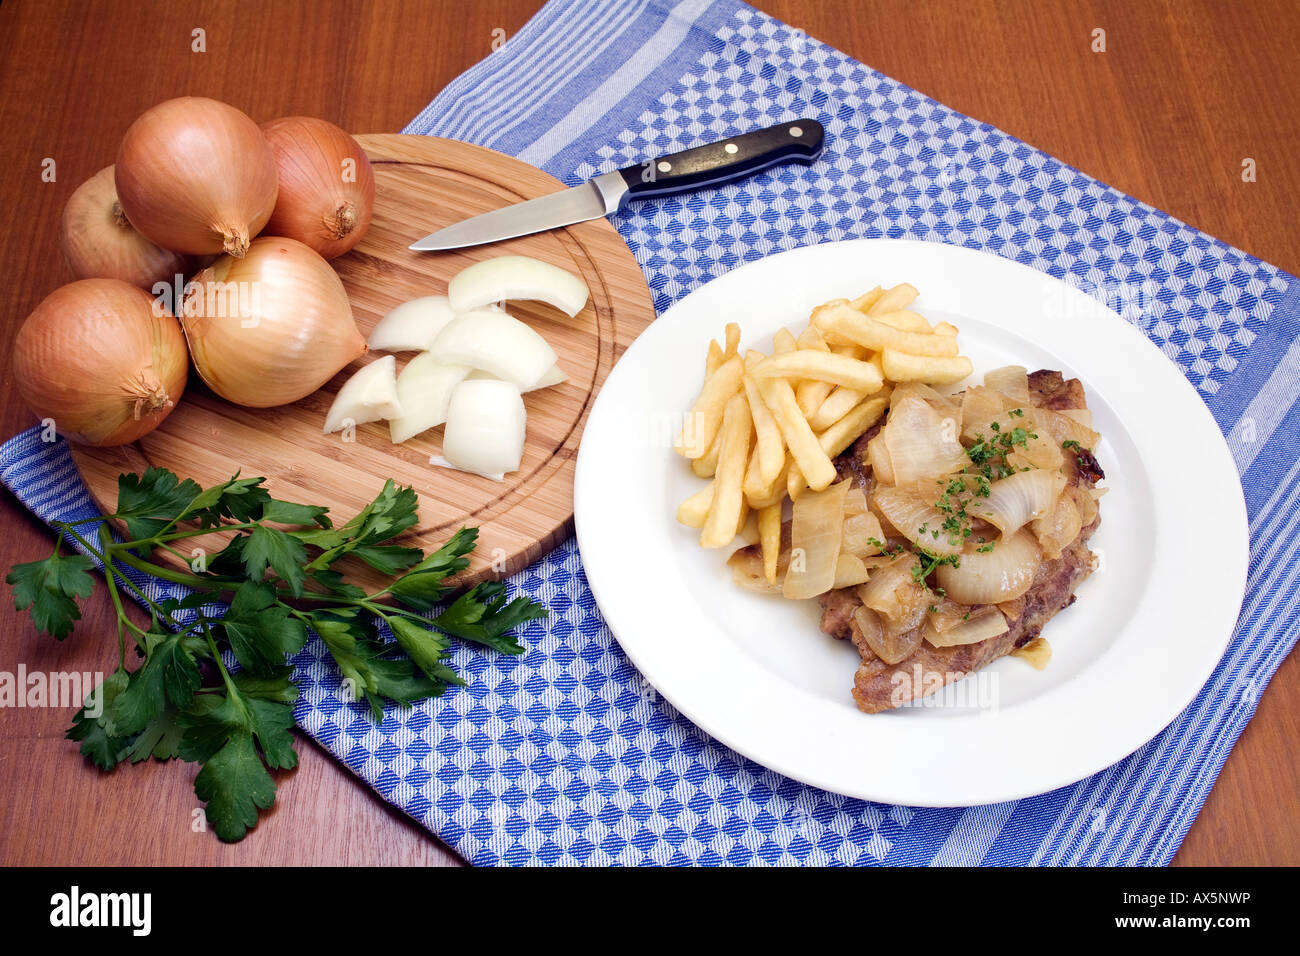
69,134 -> 653,589
1,0 -> 1296,867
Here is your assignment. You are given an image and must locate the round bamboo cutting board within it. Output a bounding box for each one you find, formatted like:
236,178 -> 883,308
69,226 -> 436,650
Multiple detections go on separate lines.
69,134 -> 655,589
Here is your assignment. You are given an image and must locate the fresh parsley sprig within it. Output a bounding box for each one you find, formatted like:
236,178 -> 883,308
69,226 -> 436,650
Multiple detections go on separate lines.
6,467 -> 547,842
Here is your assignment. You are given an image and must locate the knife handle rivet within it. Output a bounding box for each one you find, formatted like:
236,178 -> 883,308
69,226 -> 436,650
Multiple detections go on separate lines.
657,160 -> 672,173
724,143 -> 738,154
789,126 -> 803,137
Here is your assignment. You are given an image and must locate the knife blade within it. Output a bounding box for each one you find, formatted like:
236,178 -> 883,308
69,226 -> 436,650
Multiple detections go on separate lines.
409,118 -> 825,252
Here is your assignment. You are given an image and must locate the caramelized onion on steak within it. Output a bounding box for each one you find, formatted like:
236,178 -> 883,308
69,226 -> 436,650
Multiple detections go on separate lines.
818,368 -> 1103,712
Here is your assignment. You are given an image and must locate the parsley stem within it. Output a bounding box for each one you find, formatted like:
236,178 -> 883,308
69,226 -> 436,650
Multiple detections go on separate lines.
58,521 -> 156,648
113,548 -> 227,589
201,620 -> 241,701
96,525 -> 146,658
146,522 -> 259,545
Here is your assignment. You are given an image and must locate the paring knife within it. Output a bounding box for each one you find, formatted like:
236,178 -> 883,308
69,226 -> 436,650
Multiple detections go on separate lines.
409,118 -> 825,251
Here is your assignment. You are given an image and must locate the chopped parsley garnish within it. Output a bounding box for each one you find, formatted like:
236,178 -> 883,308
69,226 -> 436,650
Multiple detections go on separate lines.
913,548 -> 961,583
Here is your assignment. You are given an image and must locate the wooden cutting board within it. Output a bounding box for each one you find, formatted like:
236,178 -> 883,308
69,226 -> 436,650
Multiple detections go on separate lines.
69,134 -> 655,589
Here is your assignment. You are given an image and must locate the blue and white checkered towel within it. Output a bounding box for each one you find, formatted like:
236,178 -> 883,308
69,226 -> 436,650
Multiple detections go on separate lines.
5,0 -> 1298,865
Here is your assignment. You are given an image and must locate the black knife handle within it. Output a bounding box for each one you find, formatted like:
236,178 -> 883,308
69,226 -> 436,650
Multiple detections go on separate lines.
616,119 -> 824,201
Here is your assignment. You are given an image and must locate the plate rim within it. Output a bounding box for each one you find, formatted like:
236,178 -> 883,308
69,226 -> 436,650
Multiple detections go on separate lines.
574,237 -> 1249,807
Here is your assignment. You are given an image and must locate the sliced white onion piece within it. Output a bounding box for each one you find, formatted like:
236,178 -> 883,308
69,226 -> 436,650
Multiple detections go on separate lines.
387,353 -> 471,444
983,365 -> 1030,403
783,479 -> 849,599
856,553 -> 922,628
968,469 -> 1057,536
1058,407 -> 1093,428
867,432 -> 895,484
853,605 -> 921,664
439,378 -> 526,479
1031,406 -> 1101,450
923,607 -> 1008,647
448,255 -> 589,317
833,553 -> 871,588
936,530 -> 1042,605
883,396 -> 968,484
872,483 -> 963,555
1007,430 -> 1064,472
467,362 -> 567,392
323,355 -> 402,434
367,296 -> 456,352
1031,490 -> 1083,559
430,310 -> 558,389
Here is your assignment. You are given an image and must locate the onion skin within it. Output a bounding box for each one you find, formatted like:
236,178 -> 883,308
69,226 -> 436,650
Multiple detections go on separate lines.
12,279 -> 187,446
116,97 -> 278,257
61,166 -> 199,289
260,117 -> 375,260
180,236 -> 366,407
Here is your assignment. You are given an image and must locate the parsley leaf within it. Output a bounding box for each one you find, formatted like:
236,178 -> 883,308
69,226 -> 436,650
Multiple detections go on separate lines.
433,581 -> 547,655
387,616 -> 462,685
241,525 -> 309,597
6,551 -> 96,639
219,582 -> 307,676
114,467 -> 204,540
8,467 -> 547,843
111,625 -> 202,735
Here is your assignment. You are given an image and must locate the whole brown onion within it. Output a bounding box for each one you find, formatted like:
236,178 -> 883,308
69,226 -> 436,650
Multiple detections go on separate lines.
12,279 -> 188,446
116,97 -> 278,258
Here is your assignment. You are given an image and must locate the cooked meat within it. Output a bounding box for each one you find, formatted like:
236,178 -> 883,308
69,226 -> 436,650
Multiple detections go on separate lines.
1027,368 -> 1086,410
817,369 -> 1103,712
1075,447 -> 1105,485
834,421 -> 882,490
820,587 -> 860,642
843,516 -> 1097,712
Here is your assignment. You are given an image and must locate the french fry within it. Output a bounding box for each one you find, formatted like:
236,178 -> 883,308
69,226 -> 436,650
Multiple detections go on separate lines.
724,322 -> 741,358
676,481 -> 714,527
830,341 -> 870,359
933,321 -> 959,336
797,378 -> 835,417
691,431 -> 721,477
742,372 -> 785,484
758,503 -> 782,584
787,461 -> 806,501
758,376 -> 837,491
809,386 -> 860,431
705,339 -> 724,376
772,328 -> 798,354
872,310 -> 931,333
744,452 -> 789,508
812,304 -> 959,357
700,392 -> 753,548
868,282 -> 918,316
754,350 -> 885,393
738,503 -> 758,544
743,349 -> 765,370
818,394 -> 890,457
796,326 -> 829,351
880,349 -> 974,385
850,286 -> 883,313
678,355 -> 744,457
795,324 -> 837,414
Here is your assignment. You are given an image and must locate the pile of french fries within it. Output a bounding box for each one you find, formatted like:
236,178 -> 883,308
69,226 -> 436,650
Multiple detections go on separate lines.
675,282 -> 975,583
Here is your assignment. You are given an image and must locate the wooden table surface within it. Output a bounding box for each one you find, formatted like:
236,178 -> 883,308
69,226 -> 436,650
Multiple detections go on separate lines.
1,0 -> 1295,867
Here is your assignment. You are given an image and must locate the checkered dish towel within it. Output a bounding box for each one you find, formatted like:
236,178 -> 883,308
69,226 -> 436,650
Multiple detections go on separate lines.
6,0 -> 1298,865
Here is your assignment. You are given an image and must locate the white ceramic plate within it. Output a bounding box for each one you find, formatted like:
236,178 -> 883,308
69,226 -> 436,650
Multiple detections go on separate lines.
574,239 -> 1247,807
